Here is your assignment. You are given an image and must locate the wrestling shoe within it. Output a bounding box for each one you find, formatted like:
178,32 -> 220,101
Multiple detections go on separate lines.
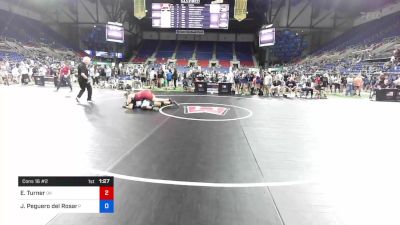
87,100 -> 94,103
75,97 -> 80,103
168,100 -> 178,109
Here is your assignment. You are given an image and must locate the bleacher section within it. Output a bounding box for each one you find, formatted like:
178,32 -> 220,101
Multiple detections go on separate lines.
132,40 -> 158,63
216,42 -> 233,61
0,51 -> 25,61
272,30 -> 306,62
235,42 -> 255,67
315,11 -> 400,55
176,41 -> 195,59
176,59 -> 188,66
198,59 -> 210,68
0,9 -> 73,49
131,40 -> 257,70
156,40 -> 176,60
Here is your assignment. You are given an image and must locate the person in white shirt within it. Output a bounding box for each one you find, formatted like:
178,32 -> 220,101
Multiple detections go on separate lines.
105,66 -> 112,81
12,65 -> 20,84
263,72 -> 273,97
227,71 -> 234,84
149,68 -> 156,89
0,61 -> 9,86
39,65 -> 47,77
393,75 -> 400,88
28,65 -> 33,82
345,75 -> 354,96
20,63 -> 29,85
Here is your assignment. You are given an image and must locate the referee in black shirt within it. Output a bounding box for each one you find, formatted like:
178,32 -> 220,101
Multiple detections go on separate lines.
76,56 -> 93,103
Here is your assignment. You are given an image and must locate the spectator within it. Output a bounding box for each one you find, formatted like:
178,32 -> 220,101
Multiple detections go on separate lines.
165,69 -> 172,88
173,68 -> 178,89
12,64 -> 20,84
56,61 -> 72,92
0,61 -> 9,86
105,66 -> 112,81
263,72 -> 273,97
345,75 -> 354,96
353,74 -> 364,96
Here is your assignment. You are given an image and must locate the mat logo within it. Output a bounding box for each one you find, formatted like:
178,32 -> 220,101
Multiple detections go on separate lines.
184,106 -> 229,116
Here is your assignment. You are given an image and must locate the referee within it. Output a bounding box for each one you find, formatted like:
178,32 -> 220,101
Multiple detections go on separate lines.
76,56 -> 93,103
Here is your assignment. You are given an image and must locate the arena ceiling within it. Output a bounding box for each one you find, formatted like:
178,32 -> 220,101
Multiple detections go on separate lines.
3,0 -> 397,23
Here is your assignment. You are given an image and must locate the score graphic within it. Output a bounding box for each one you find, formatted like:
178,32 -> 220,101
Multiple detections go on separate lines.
18,177 -> 114,213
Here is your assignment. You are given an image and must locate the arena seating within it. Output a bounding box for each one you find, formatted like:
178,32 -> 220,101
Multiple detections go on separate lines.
315,11 -> 400,55
197,42 -> 214,53
197,59 -> 209,68
176,41 -> 195,59
155,40 -> 176,60
216,42 -> 233,61
131,40 -> 158,62
0,9 -> 73,49
130,39 -> 257,69
272,30 -> 306,62
240,61 -> 255,67
0,51 -> 25,61
219,60 -> 230,68
235,42 -> 255,67
176,59 -> 188,66
196,42 -> 214,60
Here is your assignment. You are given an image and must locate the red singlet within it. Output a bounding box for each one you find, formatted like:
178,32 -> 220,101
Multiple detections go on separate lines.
134,90 -> 154,101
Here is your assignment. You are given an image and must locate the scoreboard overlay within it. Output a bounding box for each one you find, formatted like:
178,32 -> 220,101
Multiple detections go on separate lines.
18,176 -> 114,213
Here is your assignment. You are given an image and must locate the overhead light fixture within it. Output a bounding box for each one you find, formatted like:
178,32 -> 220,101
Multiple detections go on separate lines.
261,24 -> 273,29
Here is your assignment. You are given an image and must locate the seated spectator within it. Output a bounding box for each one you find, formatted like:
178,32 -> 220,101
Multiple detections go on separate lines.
284,77 -> 297,98
302,80 -> 314,98
271,77 -> 282,97
393,75 -> 400,89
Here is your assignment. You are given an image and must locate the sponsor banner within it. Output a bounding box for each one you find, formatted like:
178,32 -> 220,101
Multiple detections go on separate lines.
184,106 -> 229,116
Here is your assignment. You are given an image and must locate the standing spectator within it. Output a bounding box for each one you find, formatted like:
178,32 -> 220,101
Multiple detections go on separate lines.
20,62 -> 29,85
263,72 -> 273,97
76,57 -> 93,103
0,61 -> 9,86
12,64 -> 20,84
341,76 -> 347,93
166,69 -> 173,88
105,66 -> 112,81
353,74 -> 363,96
157,68 -> 164,88
345,75 -> 354,96
93,65 -> 100,87
149,68 -> 156,89
173,68 -> 178,89
140,67 -> 147,85
56,61 -> 72,92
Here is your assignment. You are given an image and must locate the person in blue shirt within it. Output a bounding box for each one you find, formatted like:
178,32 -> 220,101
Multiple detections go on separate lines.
166,69 -> 173,88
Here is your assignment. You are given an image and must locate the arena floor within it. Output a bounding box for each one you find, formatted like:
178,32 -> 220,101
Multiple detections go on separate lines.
1,85 -> 400,225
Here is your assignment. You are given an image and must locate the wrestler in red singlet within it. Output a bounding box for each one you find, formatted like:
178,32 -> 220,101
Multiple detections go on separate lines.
134,90 -> 154,101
